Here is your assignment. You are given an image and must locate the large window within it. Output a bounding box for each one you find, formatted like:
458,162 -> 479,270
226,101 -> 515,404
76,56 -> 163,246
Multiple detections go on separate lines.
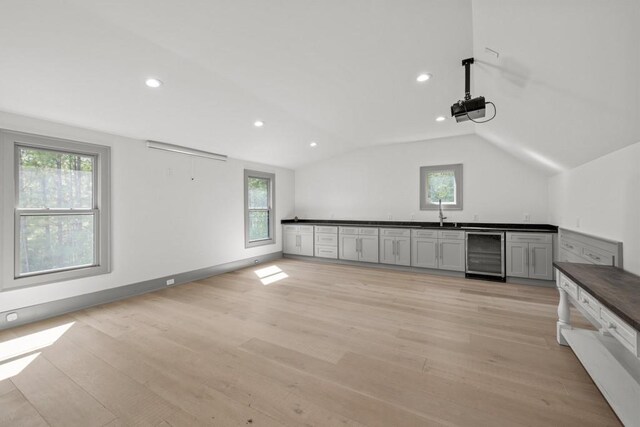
420,164 -> 463,210
2,130 -> 110,288
244,169 -> 275,248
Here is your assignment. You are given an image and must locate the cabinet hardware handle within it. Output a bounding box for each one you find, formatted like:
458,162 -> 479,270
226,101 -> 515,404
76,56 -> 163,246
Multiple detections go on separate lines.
608,322 -> 617,330
440,242 -> 443,260
435,242 -> 438,259
582,298 -> 588,304
392,240 -> 396,255
532,249 -> 536,267
587,253 -> 601,261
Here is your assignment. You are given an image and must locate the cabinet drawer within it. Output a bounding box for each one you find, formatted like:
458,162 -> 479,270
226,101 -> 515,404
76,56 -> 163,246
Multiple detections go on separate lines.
283,225 -> 299,232
339,227 -> 359,235
577,288 -> 601,321
411,229 -> 438,238
581,247 -> 613,266
299,226 -> 314,234
438,230 -> 464,240
315,246 -> 338,259
359,228 -> 379,236
380,228 -> 410,237
600,307 -> 638,356
314,226 -> 337,234
559,274 -> 578,299
507,233 -> 552,243
315,233 -> 338,246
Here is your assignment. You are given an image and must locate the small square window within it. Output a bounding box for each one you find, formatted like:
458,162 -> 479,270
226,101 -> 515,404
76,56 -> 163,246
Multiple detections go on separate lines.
420,164 -> 463,210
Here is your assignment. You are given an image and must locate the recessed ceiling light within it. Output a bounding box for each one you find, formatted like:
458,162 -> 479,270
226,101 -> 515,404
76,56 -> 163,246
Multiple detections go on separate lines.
416,73 -> 432,83
436,116 -> 446,122
145,78 -> 163,88
253,120 -> 264,127
310,142 -> 317,148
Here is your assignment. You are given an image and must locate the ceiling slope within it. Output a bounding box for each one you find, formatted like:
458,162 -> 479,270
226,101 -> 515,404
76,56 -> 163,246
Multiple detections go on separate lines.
0,0 -> 473,169
472,0 -> 640,174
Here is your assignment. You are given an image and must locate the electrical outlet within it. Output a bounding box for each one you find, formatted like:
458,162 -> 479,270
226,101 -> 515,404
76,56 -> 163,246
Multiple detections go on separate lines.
6,312 -> 18,322
576,218 -> 581,228
524,213 -> 530,222
166,278 -> 175,286
330,212 -> 334,219
473,213 -> 479,221
387,213 -> 392,220
410,212 -> 415,220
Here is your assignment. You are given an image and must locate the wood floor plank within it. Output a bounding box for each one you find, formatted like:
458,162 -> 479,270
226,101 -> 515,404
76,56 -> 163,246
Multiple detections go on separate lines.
0,258 -> 621,426
0,389 -> 49,427
10,354 -> 116,427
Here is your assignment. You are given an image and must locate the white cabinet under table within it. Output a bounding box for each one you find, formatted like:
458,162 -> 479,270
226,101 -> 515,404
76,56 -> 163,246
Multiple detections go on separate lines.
555,262 -> 640,427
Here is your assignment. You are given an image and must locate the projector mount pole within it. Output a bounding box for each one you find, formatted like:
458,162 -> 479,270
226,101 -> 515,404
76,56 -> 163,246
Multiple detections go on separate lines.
462,57 -> 474,101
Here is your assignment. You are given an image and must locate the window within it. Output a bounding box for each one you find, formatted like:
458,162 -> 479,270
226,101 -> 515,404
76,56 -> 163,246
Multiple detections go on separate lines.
2,130 -> 110,288
420,163 -> 463,210
244,169 -> 275,248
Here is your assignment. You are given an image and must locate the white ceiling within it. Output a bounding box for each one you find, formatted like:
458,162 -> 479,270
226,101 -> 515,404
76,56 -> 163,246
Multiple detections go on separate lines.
0,1 -> 638,173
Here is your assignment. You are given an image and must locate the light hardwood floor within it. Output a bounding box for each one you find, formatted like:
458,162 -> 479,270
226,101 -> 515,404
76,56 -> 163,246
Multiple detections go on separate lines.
0,259 -> 620,426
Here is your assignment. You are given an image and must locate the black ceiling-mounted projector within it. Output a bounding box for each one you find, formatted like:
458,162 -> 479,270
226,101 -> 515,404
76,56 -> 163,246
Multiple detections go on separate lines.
451,58 -> 495,123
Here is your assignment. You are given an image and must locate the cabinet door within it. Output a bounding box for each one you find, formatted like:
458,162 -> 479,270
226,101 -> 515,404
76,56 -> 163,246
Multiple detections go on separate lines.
359,236 -> 379,263
439,239 -> 465,272
411,238 -> 438,268
283,232 -> 299,254
506,242 -> 528,278
339,235 -> 359,261
529,243 -> 553,280
379,236 -> 396,265
396,237 -> 411,266
299,233 -> 314,257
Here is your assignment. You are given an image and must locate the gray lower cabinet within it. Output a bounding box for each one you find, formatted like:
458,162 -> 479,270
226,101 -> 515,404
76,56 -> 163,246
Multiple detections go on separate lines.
339,227 -> 379,263
314,226 -> 338,259
410,229 -> 465,272
283,225 -> 314,256
379,228 -> 411,266
506,233 -> 553,280
439,239 -> 465,271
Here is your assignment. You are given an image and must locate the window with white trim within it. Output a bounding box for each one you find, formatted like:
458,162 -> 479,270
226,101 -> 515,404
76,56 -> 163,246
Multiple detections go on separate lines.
244,169 -> 275,248
2,130 -> 110,289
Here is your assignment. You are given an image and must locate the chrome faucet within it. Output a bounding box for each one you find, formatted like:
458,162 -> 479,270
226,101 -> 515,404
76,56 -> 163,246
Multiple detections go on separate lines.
438,199 -> 447,227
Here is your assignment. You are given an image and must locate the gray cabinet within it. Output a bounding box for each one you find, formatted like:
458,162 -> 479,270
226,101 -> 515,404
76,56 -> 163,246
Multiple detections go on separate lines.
314,226 -> 338,259
379,228 -> 410,266
283,225 -> 314,256
506,233 -> 553,280
410,229 -> 465,272
439,239 -> 465,271
339,227 -> 379,263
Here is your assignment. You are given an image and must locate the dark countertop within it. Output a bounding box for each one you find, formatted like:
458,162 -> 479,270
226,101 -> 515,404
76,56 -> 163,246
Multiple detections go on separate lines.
554,262 -> 640,330
281,218 -> 558,233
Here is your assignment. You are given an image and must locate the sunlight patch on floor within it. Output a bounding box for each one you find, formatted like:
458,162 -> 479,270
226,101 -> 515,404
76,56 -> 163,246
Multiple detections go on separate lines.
0,321 -> 75,380
254,265 -> 289,285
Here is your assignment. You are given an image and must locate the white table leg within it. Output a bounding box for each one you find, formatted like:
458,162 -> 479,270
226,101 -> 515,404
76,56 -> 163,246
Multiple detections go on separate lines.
557,284 -> 571,346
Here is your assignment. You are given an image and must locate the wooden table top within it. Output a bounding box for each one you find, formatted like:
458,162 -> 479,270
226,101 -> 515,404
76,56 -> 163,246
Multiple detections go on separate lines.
554,262 -> 640,330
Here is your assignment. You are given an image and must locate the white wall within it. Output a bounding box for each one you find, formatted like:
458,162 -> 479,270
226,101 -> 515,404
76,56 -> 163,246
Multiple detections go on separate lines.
0,111 -> 294,312
295,134 -> 549,224
548,141 -> 640,275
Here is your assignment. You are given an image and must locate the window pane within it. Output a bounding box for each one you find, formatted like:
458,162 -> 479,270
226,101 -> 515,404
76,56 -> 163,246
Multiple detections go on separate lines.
18,147 -> 94,209
18,214 -> 95,275
248,210 -> 269,241
248,177 -> 269,209
427,171 -> 456,204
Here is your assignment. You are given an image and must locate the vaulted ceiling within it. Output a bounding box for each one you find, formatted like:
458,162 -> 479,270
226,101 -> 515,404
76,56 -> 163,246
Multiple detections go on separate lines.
0,1 -> 638,174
